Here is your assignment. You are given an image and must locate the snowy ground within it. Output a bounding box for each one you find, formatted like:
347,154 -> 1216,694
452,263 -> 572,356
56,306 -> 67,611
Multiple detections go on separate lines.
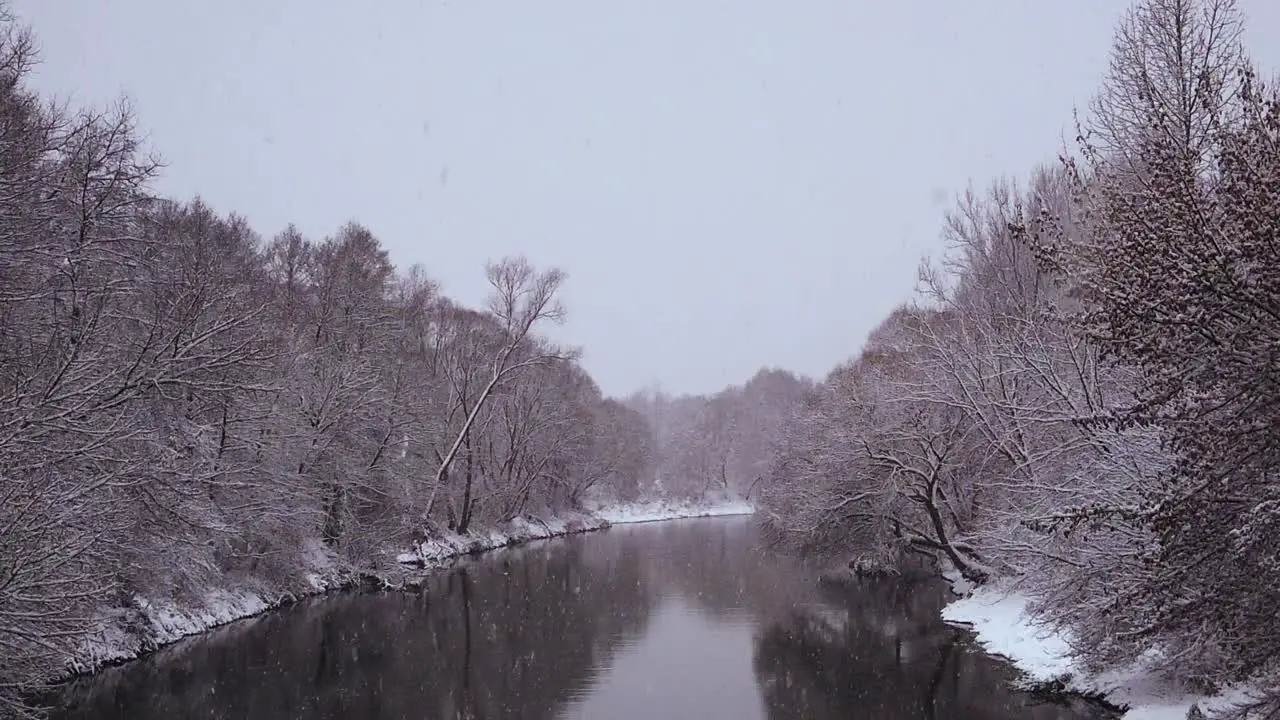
68,536 -> 348,676
591,497 -> 756,525
942,584 -> 1252,719
394,498 -> 755,566
68,499 -> 754,678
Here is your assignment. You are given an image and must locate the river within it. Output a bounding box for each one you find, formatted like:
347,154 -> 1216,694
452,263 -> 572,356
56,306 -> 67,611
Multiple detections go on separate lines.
52,516 -> 1102,719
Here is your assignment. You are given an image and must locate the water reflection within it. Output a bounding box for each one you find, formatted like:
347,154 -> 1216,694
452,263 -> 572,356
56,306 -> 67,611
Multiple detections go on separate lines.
752,579 -> 1084,719
54,517 -> 1100,720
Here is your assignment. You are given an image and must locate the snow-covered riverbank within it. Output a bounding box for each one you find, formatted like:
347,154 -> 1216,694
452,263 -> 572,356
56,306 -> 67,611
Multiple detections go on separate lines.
942,585 -> 1253,719
67,500 -> 755,679
393,498 -> 755,567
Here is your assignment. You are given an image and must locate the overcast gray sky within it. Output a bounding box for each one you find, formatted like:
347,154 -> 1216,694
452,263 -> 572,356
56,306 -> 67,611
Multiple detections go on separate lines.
11,1 -> 1279,397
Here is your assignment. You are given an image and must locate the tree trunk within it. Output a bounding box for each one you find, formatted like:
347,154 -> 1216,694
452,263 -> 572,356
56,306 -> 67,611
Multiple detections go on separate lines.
457,444 -> 475,534
322,482 -> 345,547
923,476 -> 988,583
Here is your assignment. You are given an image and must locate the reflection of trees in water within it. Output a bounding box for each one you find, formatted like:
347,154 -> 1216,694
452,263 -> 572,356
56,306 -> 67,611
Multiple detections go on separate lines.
54,534 -> 658,720
628,517 -> 828,624
751,577 -> 1091,720
390,535 -> 659,720
55,521 -> 1099,720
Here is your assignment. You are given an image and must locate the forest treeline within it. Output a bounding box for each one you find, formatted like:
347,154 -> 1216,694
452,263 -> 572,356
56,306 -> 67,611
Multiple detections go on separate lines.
7,0 -> 1280,717
0,9 -> 818,715
742,1 -> 1280,717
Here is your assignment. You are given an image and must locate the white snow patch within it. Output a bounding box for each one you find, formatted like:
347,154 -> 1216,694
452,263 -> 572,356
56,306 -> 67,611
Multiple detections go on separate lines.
137,589 -> 269,646
396,511 -> 605,568
940,560 -> 975,596
68,614 -> 134,674
592,498 -> 755,525
67,541 -> 348,676
1105,682 -> 1252,720
942,586 -> 1075,681
395,499 -> 755,567
943,584 -> 1256,719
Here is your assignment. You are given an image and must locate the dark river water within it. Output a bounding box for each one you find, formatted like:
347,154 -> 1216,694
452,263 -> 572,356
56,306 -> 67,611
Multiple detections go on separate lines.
52,516 -> 1100,720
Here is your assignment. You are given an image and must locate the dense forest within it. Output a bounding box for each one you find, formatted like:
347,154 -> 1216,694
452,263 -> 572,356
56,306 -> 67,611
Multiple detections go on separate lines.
5,0 -> 1280,717
0,8 -> 814,716
748,1 -> 1280,718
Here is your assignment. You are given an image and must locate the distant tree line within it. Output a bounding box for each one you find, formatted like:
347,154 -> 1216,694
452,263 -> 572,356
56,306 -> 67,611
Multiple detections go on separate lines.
755,1 -> 1280,717
623,369 -> 812,502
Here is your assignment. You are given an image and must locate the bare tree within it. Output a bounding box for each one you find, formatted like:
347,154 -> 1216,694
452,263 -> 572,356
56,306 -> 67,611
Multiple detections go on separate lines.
423,257 -> 572,520
1089,0 -> 1245,175
0,38 -> 159,708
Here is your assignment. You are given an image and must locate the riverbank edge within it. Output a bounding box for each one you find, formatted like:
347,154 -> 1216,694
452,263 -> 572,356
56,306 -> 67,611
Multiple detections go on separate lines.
55,500 -> 755,685
939,576 -> 1255,719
